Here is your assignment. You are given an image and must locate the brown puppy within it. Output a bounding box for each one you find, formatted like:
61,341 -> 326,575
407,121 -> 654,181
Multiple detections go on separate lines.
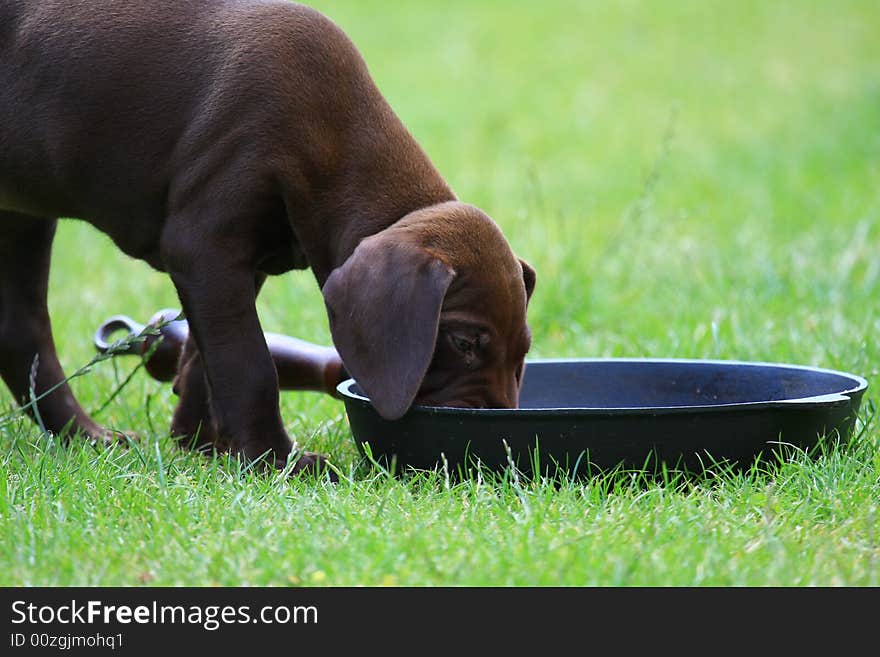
0,0 -> 535,474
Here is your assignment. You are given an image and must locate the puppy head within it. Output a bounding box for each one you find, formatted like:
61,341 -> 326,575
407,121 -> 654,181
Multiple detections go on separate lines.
322,201 -> 536,419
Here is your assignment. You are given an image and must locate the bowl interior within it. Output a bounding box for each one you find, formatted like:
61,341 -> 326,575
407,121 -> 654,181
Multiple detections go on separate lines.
515,360 -> 863,409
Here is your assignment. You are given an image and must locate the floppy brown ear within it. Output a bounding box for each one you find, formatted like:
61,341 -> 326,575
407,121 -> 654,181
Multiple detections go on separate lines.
519,258 -> 536,302
322,237 -> 455,420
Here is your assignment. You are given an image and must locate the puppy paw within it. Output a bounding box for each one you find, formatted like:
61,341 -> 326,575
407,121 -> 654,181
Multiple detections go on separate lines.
95,428 -> 141,447
170,418 -> 226,452
286,450 -> 339,483
62,420 -> 138,448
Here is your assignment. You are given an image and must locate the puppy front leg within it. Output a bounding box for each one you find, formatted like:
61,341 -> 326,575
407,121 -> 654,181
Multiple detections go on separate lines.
170,274 -> 267,453
164,246 -> 329,477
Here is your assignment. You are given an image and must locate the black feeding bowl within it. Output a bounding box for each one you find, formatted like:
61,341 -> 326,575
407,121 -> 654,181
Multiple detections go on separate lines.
337,359 -> 868,477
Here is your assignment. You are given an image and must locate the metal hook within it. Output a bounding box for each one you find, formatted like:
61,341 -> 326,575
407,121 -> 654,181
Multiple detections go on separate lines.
93,315 -> 146,355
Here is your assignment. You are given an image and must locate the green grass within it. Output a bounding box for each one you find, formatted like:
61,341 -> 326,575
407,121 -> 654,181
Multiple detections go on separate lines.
1,0 -> 878,586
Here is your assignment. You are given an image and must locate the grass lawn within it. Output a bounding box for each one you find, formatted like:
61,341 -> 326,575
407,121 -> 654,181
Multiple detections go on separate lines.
1,0 -> 878,586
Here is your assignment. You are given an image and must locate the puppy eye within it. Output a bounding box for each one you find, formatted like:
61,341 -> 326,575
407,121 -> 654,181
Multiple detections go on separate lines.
449,334 -> 475,354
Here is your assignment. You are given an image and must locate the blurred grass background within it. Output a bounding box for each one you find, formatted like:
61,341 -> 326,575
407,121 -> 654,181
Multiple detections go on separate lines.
2,0 -> 878,585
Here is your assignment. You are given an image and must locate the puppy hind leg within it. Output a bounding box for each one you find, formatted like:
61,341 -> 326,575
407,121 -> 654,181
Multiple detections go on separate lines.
169,332 -> 221,452
0,214 -> 117,443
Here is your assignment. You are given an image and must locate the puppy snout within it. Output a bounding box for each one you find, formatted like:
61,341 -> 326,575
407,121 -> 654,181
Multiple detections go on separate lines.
455,391 -> 517,410
415,377 -> 519,410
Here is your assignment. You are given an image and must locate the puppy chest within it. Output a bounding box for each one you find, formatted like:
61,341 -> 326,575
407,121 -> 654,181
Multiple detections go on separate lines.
256,232 -> 309,275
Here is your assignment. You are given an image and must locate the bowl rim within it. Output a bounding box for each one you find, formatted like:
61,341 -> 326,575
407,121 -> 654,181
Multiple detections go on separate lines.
335,357 -> 869,417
